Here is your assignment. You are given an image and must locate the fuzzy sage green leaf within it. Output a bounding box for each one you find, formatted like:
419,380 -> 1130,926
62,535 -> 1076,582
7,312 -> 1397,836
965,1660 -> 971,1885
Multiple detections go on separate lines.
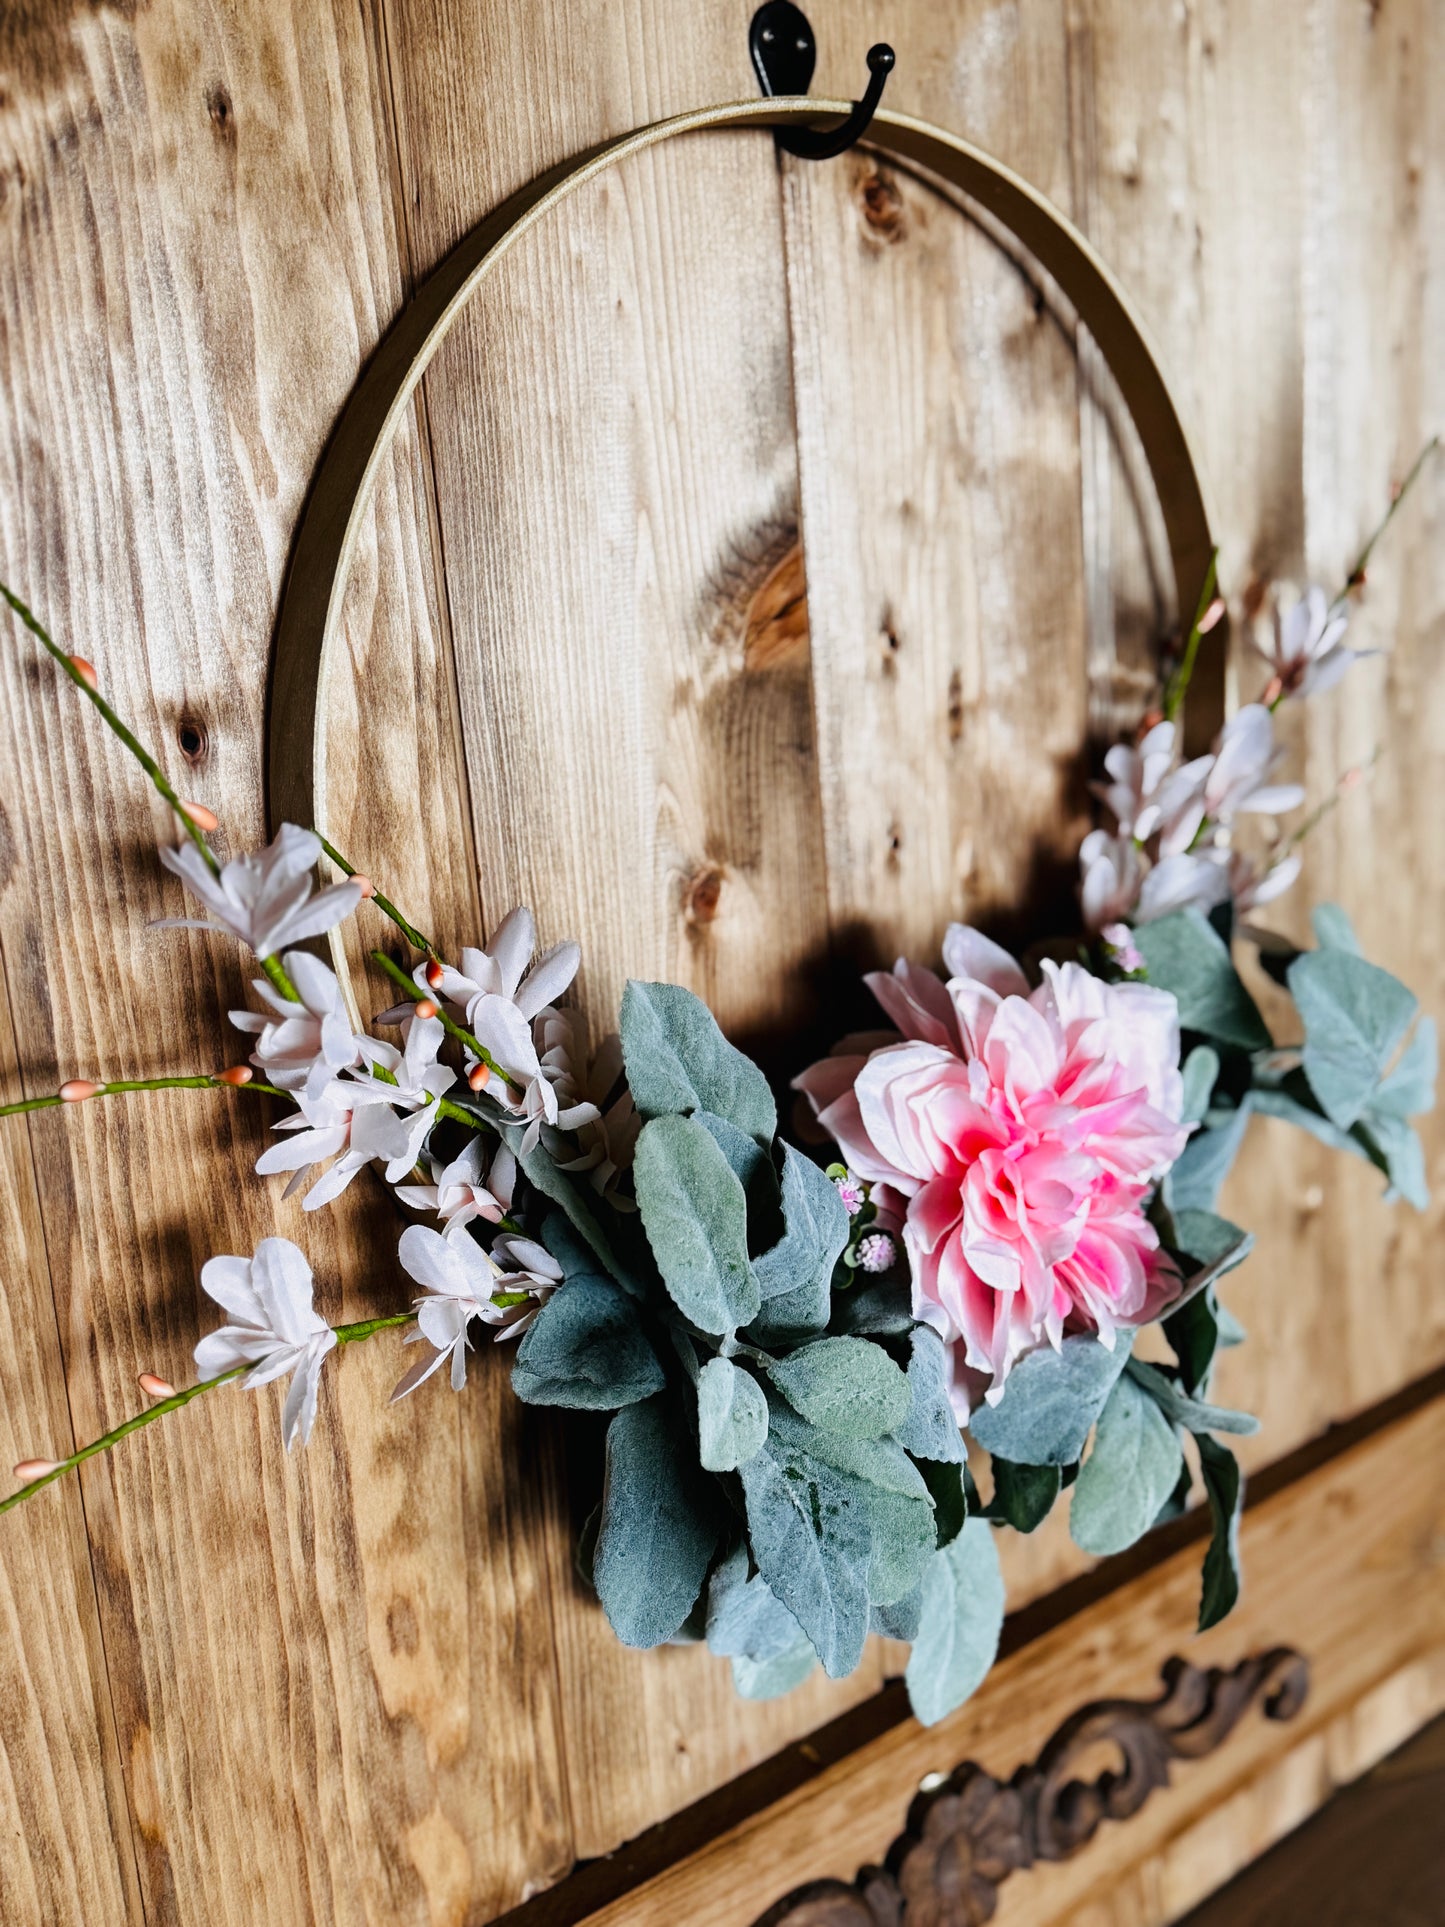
1069,1373 -> 1184,1556
968,1333 -> 1133,1466
904,1520 -> 1005,1727
747,1144 -> 849,1343
620,980 -> 777,1144
1289,945 -> 1420,1130
696,1356 -> 769,1471
511,1274 -> 665,1409
593,1395 -> 726,1648
765,1335 -> 911,1440
633,1113 -> 760,1335
1133,909 -> 1271,1051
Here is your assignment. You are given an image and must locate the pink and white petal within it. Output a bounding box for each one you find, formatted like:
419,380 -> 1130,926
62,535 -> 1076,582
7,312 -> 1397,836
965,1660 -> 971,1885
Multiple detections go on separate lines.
940,925 -> 1029,998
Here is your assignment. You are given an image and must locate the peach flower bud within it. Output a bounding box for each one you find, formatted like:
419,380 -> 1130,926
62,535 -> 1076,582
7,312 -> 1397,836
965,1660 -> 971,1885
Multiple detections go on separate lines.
14,1459 -> 63,1484
351,874 -> 377,899
468,1063 -> 491,1093
217,1065 -> 253,1086
1197,595 -> 1226,635
1338,765 -> 1365,793
68,655 -> 99,691
138,1373 -> 176,1400
179,799 -> 219,832
425,960 -> 445,990
415,999 -> 438,1021
59,1080 -> 101,1103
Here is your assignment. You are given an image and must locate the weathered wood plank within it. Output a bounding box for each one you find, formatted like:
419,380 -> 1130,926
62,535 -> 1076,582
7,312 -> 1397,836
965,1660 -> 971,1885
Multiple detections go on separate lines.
579,1391 -> 1445,1927
0,1 -> 572,1917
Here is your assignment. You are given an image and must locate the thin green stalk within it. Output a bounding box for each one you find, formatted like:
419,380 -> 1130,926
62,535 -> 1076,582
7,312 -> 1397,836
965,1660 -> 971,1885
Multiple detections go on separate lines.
354,1053 -> 484,1133
1,581 -> 303,1003
1339,436 -> 1440,598
1,581 -> 220,878
1,1308 -> 418,1517
0,1074 -> 288,1121
316,834 -> 432,954
368,949 -> 519,1087
1161,551 -> 1221,725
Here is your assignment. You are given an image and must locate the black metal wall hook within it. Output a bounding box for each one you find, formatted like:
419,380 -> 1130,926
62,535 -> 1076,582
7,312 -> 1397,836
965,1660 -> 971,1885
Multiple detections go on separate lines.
749,3 -> 894,160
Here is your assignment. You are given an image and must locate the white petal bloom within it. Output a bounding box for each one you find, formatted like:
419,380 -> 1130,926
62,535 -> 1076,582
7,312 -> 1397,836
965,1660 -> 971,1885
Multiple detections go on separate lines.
488,1232 -> 564,1340
154,823 -> 361,957
1228,847 -> 1304,913
1202,705 -> 1305,823
1079,829 -> 1144,932
390,1223 -> 509,1397
553,1030 -> 641,1206
1092,720 -> 1179,840
393,1138 -> 517,1238
194,1237 -> 336,1449
229,950 -> 362,1099
1256,585 -> 1374,701
1135,849 -> 1233,923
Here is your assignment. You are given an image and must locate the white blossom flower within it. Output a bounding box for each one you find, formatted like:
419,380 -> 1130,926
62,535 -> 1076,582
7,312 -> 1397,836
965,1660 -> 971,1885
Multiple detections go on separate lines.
1135,849 -> 1233,923
154,823 -> 361,957
255,1084 -> 367,1210
393,1138 -> 517,1238
194,1237 -> 336,1449
1093,721 -> 1178,840
1255,585 -> 1374,701
390,1223 -> 510,1397
1226,846 -> 1304,913
229,950 -> 362,1099
488,1233 -> 564,1339
548,1026 -> 640,1204
1079,829 -> 1144,932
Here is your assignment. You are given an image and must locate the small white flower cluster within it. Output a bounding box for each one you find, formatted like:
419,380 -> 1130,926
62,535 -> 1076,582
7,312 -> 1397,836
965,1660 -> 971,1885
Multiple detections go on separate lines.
150,823 -> 632,1446
1080,583 -> 1374,940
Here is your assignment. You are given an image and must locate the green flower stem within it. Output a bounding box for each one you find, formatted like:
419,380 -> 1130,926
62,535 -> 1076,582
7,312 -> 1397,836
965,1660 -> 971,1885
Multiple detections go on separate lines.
1,1309 -> 417,1517
0,1074 -> 289,1121
1340,436 -> 1439,597
316,835 -> 432,955
354,1055 -> 481,1133
259,954 -> 302,1002
368,949 -> 519,1088
1161,550 -> 1221,726
0,1366 -> 248,1516
1,580 -> 221,880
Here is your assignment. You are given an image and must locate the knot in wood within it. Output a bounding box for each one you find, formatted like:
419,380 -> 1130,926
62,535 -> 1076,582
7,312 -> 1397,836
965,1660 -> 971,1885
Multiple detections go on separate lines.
683,863 -> 726,925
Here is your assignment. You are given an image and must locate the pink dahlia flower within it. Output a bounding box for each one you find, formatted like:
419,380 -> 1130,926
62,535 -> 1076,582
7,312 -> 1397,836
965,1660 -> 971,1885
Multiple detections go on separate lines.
794,927 -> 1189,1410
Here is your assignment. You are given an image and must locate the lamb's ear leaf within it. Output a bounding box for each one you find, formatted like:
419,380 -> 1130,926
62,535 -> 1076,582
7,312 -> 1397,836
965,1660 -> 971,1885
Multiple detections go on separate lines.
511,1274 -> 666,1409
746,1144 -> 849,1343
917,1457 -> 968,1549
696,1356 -> 769,1471
620,980 -> 776,1144
1164,1099 -> 1252,1213
904,1520 -> 1005,1727
704,1542 -> 807,1662
1133,909 -> 1271,1051
737,1431 -> 872,1679
1196,1434 -> 1244,1630
831,1279 -> 916,1335
593,1395 -> 725,1648
1287,946 -> 1418,1129
968,1333 -> 1134,1466
501,1122 -> 643,1293
988,1458 -> 1061,1534
1311,901 -> 1362,953
872,1580 -> 924,1642
892,1326 -> 967,1465
764,1335 -> 912,1441
1125,1357 -> 1259,1437
1069,1373 -> 1184,1557
731,1641 -> 817,1700
1180,1045 -> 1221,1124
1372,1015 -> 1437,1119
633,1114 -> 760,1334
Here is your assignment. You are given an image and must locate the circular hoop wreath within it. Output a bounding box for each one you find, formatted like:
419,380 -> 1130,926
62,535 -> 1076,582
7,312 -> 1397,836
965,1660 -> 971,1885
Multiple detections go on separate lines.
0,96 -> 1433,1733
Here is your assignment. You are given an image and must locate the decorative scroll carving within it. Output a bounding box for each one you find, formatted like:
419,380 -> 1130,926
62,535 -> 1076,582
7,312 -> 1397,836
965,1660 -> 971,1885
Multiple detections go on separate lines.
755,1647 -> 1309,1927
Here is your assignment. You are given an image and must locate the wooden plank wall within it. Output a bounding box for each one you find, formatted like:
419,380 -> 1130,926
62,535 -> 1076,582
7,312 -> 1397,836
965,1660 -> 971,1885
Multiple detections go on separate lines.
0,1 -> 1440,1921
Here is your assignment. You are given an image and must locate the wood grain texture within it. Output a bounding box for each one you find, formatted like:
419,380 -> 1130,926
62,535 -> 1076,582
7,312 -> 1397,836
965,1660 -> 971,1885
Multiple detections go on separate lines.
0,0 -> 1443,1917
578,1391 -> 1445,1927
0,1 -> 571,1917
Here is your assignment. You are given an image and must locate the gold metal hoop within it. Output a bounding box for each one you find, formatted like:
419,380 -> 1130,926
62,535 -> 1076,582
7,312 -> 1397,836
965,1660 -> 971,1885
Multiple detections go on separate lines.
268,98 -> 1219,1008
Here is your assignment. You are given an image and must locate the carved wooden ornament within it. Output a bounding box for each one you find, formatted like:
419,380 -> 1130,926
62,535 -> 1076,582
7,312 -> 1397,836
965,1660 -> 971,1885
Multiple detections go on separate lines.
754,1647 -> 1309,1926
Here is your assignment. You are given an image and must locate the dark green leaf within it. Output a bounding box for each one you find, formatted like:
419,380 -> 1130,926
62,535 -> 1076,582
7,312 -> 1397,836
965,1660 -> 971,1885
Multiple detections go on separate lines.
766,1336 -> 912,1440
917,1457 -> 968,1549
748,1145 -> 850,1343
893,1326 -> 967,1465
1069,1373 -> 1184,1556
968,1334 -> 1134,1466
633,1114 -> 760,1334
511,1273 -> 666,1409
1163,1288 -> 1221,1398
620,980 -> 776,1143
830,1279 -> 916,1335
989,1458 -> 1061,1533
904,1521 -> 1005,1727
696,1356 -> 769,1471
1196,1434 -> 1243,1630
1288,947 -> 1418,1129
1133,909 -> 1271,1051
695,1110 -> 784,1249
594,1396 -> 725,1648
